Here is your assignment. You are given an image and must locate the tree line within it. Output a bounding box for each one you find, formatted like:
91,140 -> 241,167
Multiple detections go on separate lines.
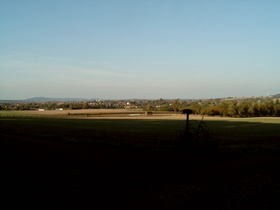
185,99 -> 280,117
1,98 -> 280,117
144,98 -> 280,117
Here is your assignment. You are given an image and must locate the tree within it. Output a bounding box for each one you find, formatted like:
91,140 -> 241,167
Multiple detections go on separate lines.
171,99 -> 181,113
47,103 -> 56,110
190,102 -> 202,115
219,102 -> 229,117
259,104 -> 267,116
83,103 -> 89,109
274,104 -> 280,117
144,104 -> 152,111
201,107 -> 221,116
13,105 -> 20,110
211,107 -> 221,116
228,101 -> 239,117
252,104 -> 260,117
238,101 -> 250,117
264,100 -> 274,116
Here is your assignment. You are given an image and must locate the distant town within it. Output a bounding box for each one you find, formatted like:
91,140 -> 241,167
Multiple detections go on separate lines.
0,94 -> 280,117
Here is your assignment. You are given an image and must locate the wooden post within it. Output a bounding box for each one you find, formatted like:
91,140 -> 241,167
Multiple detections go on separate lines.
182,109 -> 193,132
186,112 -> 189,132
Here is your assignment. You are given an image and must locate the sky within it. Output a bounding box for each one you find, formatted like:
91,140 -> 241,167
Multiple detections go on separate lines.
1,0 -> 280,100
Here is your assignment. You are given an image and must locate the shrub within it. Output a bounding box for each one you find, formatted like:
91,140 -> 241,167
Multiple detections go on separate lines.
175,118 -> 219,154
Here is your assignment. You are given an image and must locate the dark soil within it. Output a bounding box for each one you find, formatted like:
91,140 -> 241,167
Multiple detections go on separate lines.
2,133 -> 280,209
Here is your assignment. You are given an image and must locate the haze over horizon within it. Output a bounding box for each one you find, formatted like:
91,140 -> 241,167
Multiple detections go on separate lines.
1,0 -> 279,100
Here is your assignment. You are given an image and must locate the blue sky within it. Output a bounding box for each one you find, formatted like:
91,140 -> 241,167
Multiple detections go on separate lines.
1,0 -> 279,99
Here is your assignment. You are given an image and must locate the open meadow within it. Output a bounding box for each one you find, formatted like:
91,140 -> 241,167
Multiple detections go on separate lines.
1,110 -> 280,209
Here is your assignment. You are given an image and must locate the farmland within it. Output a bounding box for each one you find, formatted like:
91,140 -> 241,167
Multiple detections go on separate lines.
1,111 -> 280,151
1,110 -> 280,209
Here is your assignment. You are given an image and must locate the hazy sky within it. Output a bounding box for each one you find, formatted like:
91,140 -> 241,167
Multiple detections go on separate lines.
1,0 -> 279,99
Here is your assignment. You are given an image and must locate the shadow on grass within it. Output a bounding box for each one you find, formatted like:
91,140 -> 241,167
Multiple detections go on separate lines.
2,117 -> 280,209
174,119 -> 221,155
1,117 -> 280,154
203,119 -> 280,153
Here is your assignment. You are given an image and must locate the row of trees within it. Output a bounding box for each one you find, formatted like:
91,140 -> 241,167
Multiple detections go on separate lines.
187,100 -> 280,117
1,98 -> 280,117
144,98 -> 280,117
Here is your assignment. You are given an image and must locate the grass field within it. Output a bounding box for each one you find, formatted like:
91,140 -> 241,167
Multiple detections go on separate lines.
1,112 -> 280,209
1,113 -> 280,152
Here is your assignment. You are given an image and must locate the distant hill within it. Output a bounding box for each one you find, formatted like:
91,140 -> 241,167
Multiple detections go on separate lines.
25,97 -> 97,102
272,93 -> 280,99
1,94 -> 279,103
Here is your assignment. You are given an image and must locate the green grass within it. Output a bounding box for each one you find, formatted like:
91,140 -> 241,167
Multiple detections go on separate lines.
200,119 -> 280,152
0,118 -> 184,147
1,117 -> 280,152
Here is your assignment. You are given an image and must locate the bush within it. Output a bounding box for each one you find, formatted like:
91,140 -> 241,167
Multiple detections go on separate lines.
175,118 -> 219,154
